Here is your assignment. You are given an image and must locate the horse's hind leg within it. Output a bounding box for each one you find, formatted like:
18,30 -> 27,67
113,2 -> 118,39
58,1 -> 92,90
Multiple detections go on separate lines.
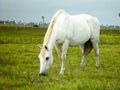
80,45 -> 86,69
80,39 -> 93,69
92,41 -> 99,69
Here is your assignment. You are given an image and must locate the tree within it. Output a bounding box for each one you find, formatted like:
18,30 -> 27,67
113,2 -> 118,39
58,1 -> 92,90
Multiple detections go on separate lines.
119,13 -> 120,17
0,20 -> 4,24
41,16 -> 44,24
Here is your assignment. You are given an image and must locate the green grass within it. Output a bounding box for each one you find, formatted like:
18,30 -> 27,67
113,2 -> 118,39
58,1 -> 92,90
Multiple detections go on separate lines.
0,25 -> 120,90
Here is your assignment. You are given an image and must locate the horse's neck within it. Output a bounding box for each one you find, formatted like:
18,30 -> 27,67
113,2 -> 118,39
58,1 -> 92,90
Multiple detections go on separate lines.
48,33 -> 56,50
43,10 -> 65,50
43,29 -> 57,50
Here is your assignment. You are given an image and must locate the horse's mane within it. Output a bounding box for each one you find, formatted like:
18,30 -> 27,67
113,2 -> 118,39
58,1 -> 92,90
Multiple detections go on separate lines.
43,10 -> 65,46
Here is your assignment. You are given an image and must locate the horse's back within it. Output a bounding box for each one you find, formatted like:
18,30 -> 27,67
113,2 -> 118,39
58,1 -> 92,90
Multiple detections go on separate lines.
71,14 -> 100,30
79,14 -> 100,42
70,14 -> 100,42
55,12 -> 100,45
71,14 -> 100,32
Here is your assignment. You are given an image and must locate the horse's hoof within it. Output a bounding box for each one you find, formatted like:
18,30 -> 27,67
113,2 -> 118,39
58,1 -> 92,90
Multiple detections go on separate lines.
80,65 -> 85,71
59,71 -> 65,75
96,66 -> 100,70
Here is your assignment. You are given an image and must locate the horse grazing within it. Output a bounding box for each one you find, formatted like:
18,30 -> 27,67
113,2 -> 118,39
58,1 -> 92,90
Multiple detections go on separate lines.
38,10 -> 100,76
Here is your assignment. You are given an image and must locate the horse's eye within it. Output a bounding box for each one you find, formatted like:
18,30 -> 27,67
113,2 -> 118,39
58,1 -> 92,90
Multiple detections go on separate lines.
46,57 -> 49,61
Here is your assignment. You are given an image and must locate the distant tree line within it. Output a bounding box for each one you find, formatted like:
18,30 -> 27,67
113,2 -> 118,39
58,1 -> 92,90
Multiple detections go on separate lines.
0,20 -> 16,24
101,24 -> 120,28
0,20 -> 49,27
0,16 -> 49,27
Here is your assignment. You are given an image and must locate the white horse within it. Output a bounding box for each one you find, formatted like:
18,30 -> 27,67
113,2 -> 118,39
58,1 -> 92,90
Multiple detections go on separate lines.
38,10 -> 100,76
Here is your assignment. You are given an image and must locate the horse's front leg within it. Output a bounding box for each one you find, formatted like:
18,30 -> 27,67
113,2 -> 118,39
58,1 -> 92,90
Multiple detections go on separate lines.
55,42 -> 62,59
59,39 -> 69,74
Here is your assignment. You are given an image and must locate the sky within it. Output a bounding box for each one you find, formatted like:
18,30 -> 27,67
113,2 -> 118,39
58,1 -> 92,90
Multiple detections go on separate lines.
0,0 -> 120,25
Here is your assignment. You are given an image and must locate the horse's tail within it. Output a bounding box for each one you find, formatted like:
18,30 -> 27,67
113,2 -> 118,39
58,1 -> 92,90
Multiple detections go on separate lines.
43,10 -> 65,46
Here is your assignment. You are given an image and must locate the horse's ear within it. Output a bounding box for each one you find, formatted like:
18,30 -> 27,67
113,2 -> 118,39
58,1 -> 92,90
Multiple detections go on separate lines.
44,45 -> 48,51
37,44 -> 42,49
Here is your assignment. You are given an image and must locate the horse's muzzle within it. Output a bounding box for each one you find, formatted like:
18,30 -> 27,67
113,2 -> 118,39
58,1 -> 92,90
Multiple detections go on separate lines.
39,73 -> 47,76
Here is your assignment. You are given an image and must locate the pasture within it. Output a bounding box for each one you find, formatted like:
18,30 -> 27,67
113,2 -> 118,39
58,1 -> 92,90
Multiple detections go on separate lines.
0,25 -> 120,90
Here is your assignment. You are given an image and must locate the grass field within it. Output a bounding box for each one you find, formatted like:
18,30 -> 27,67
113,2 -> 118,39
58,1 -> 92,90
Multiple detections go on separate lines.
0,25 -> 120,90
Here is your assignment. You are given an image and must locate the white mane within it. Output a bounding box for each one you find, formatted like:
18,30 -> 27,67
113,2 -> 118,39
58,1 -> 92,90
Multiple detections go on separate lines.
43,10 -> 65,46
41,10 -> 65,57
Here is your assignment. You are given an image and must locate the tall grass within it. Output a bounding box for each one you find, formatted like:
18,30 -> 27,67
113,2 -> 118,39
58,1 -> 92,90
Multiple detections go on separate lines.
0,25 -> 47,44
0,25 -> 120,90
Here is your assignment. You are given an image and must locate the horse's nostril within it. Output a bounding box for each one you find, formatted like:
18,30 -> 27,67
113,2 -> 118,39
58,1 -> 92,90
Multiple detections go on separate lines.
39,73 -> 47,76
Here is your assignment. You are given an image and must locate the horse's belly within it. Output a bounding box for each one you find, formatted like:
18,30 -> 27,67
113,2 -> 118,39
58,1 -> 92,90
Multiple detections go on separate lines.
56,21 -> 91,46
69,36 -> 90,46
57,32 -> 90,46
69,30 -> 90,46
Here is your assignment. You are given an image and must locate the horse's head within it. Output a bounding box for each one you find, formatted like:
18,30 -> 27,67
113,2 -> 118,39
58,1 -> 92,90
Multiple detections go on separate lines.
38,45 -> 53,76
